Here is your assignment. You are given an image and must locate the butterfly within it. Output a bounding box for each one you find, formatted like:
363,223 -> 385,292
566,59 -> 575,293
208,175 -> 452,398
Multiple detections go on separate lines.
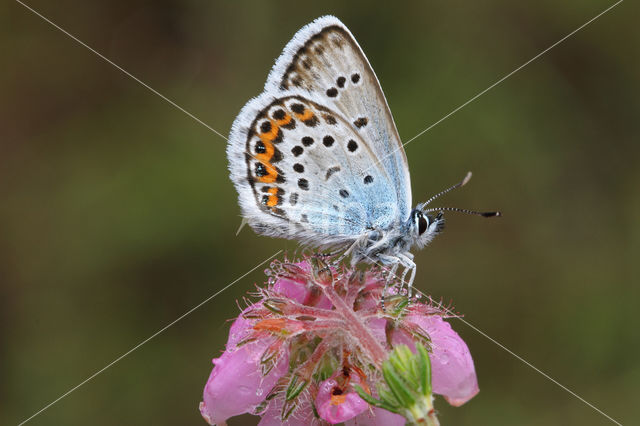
227,15 -> 498,291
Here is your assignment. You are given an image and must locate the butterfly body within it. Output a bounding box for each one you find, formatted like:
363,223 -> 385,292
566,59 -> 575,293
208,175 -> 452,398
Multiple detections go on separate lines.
228,16 -> 447,288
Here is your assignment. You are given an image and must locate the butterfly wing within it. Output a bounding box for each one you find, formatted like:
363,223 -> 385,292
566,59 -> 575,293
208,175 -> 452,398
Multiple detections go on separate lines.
227,16 -> 411,247
266,15 -> 412,216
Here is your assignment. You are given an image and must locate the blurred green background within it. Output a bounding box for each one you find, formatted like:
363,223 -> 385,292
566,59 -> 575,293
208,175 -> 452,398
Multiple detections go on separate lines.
2,1 -> 638,425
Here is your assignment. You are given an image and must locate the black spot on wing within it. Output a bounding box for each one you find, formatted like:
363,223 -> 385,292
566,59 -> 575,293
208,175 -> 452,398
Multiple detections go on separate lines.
339,189 -> 349,198
255,163 -> 267,177
273,109 -> 286,120
347,140 -> 358,152
302,136 -> 314,146
351,73 -> 360,83
255,140 -> 266,154
326,88 -> 338,98
323,114 -> 337,125
323,136 -> 335,147
298,178 -> 309,190
354,118 -> 368,128
364,175 -> 374,184
337,76 -> 346,88
303,116 -> 319,127
260,121 -> 272,133
292,146 -> 303,157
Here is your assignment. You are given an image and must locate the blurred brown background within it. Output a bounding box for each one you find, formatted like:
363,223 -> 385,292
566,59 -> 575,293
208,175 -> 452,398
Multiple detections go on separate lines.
2,1 -> 638,425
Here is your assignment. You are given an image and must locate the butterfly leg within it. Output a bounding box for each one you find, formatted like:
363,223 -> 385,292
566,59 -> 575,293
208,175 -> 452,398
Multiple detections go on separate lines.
399,252 -> 413,283
397,253 -> 417,297
376,254 -> 401,311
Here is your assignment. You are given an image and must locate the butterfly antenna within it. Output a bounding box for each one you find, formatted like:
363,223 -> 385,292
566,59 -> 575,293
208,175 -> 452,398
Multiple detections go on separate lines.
421,171 -> 473,207
422,207 -> 501,218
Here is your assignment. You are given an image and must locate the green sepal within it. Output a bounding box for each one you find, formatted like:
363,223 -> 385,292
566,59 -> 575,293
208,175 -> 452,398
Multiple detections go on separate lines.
382,359 -> 416,407
353,384 -> 401,414
416,343 -> 431,395
285,375 -> 308,401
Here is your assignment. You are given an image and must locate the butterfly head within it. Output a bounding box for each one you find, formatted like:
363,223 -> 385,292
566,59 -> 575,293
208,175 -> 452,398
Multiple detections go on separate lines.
410,208 -> 445,249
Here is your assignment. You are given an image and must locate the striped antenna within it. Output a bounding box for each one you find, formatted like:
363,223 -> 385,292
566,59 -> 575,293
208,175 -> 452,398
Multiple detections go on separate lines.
423,207 -> 501,218
421,171 -> 473,207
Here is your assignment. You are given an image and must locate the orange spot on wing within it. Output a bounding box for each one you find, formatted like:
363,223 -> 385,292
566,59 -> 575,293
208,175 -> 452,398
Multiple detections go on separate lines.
275,114 -> 292,126
255,140 -> 274,163
256,162 -> 278,183
266,187 -> 279,207
294,108 -> 314,121
260,119 -> 280,142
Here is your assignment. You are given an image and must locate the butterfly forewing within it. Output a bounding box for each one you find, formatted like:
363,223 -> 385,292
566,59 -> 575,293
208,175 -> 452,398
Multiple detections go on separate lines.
267,16 -> 412,217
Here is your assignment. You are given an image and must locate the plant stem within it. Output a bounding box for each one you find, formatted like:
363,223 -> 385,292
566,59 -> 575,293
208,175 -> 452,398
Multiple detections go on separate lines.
322,283 -> 388,366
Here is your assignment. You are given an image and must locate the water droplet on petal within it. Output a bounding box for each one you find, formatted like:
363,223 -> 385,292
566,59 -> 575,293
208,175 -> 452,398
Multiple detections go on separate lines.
237,385 -> 252,396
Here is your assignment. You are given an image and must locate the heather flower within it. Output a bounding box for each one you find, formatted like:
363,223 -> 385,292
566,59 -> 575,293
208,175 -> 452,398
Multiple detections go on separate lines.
315,371 -> 369,423
200,256 -> 478,425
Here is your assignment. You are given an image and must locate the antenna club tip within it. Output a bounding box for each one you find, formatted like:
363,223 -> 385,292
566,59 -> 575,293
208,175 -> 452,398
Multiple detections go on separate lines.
462,171 -> 473,186
482,211 -> 501,218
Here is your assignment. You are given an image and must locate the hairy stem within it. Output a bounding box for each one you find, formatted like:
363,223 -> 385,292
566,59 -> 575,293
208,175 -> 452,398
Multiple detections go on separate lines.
322,282 -> 387,366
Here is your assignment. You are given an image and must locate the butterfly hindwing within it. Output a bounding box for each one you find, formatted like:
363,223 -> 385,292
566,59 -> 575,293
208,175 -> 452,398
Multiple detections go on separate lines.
229,93 -> 400,246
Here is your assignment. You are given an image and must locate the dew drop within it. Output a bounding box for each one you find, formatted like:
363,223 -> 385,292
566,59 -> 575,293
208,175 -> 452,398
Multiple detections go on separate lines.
238,385 -> 252,395
439,352 -> 450,365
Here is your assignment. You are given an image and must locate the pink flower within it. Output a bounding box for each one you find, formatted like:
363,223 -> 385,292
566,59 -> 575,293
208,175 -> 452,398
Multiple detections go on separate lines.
407,314 -> 479,406
200,304 -> 289,425
200,256 -> 479,425
345,407 -> 406,426
315,371 -> 368,424
257,399 -> 317,426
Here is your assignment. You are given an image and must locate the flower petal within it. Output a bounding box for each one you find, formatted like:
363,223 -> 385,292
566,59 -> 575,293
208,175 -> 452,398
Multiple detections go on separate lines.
315,378 -> 368,424
408,314 -> 479,406
345,407 -> 405,426
200,339 -> 288,424
257,399 -> 318,426
273,261 -> 332,309
226,303 -> 259,348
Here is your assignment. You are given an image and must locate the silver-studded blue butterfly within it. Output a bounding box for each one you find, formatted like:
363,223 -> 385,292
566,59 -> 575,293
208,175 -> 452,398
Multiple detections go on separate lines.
227,16 -> 498,291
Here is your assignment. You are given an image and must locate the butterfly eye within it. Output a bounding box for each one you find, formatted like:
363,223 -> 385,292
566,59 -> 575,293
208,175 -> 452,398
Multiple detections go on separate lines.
417,213 -> 429,235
